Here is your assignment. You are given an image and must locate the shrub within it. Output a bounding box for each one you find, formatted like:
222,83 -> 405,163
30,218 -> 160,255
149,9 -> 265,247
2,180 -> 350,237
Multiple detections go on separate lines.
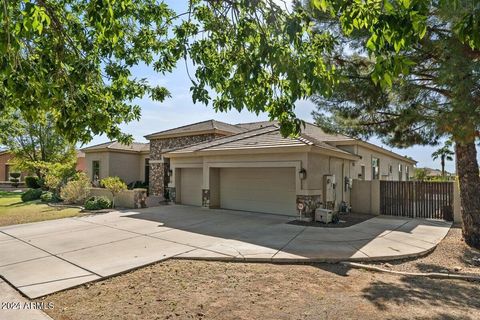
25,176 -> 41,189
9,172 -> 21,187
101,177 -> 127,208
84,196 -> 112,210
21,188 -> 43,202
60,173 -> 91,204
40,191 -> 54,203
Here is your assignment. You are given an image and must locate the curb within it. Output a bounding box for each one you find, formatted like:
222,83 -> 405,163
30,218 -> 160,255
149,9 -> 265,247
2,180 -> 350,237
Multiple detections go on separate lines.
341,261 -> 480,281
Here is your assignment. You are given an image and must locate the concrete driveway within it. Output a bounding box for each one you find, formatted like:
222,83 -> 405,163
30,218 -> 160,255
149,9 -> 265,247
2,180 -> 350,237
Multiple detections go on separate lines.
0,205 -> 451,298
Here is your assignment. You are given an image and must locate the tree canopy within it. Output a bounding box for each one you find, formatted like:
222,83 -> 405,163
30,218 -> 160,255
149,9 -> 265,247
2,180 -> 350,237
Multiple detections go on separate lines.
1,0 -> 177,143
0,112 -> 76,177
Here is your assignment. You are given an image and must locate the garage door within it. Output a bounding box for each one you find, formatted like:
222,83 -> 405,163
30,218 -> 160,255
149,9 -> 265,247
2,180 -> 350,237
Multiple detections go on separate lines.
180,168 -> 202,206
219,167 -> 296,216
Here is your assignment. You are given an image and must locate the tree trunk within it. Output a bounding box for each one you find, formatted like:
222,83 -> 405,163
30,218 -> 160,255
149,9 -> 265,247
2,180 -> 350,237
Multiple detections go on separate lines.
455,141 -> 480,248
441,156 -> 445,177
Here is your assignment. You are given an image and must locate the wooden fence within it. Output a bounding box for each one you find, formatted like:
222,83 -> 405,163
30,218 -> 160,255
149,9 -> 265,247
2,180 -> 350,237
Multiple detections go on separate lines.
380,181 -> 454,221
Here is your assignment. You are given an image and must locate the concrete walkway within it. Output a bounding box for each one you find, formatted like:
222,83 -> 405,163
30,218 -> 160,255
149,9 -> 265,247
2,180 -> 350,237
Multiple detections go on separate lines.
0,279 -> 53,320
0,205 -> 451,299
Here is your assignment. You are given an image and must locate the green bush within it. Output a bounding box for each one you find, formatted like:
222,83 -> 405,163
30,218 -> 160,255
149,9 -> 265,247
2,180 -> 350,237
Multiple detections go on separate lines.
21,189 -> 43,202
40,191 -> 54,203
84,196 -> 112,210
25,176 -> 41,189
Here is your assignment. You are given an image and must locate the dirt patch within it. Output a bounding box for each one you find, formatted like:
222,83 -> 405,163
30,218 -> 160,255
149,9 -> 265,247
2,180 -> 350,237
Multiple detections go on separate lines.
368,225 -> 480,275
40,259 -> 480,320
288,212 -> 375,228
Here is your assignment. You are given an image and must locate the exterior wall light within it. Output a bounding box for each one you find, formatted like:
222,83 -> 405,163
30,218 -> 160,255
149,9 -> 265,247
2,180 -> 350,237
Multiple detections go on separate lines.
299,168 -> 307,180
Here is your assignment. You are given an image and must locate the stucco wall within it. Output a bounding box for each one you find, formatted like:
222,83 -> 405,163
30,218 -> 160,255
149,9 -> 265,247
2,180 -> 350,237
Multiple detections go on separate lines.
85,152 -> 110,180
169,151 -> 355,212
108,152 -> 142,184
350,180 -> 380,215
343,145 -> 414,181
89,188 -> 147,209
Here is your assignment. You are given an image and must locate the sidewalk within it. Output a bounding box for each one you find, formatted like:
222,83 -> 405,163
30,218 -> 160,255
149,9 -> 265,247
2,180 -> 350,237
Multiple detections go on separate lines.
0,279 -> 53,320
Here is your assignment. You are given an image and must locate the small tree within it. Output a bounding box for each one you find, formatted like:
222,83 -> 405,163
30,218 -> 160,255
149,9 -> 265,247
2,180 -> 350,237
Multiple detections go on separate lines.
101,177 -> 127,209
414,168 -> 428,182
36,160 -> 77,196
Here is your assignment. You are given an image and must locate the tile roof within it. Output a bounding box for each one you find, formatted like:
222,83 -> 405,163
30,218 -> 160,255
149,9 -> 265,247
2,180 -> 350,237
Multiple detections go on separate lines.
145,119 -> 246,139
167,125 -> 356,158
82,141 -> 150,153
302,122 -> 355,142
236,120 -> 278,130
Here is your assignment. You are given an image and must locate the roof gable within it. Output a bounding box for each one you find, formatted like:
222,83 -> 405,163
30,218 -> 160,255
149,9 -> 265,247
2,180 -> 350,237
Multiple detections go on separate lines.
82,141 -> 150,153
167,125 -> 357,158
144,119 -> 246,139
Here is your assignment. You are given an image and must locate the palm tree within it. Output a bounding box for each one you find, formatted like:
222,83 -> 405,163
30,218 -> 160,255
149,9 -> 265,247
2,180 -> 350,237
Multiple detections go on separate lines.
432,141 -> 454,177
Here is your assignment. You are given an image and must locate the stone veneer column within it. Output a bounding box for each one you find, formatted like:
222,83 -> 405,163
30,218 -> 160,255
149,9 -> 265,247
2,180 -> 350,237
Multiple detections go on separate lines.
202,189 -> 210,207
149,162 -> 164,197
296,195 -> 322,219
148,133 -> 223,198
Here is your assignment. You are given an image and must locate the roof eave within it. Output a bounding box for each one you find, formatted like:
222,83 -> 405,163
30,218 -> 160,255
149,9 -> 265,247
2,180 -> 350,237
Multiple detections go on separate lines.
82,148 -> 144,155
164,145 -> 311,158
330,140 -> 417,164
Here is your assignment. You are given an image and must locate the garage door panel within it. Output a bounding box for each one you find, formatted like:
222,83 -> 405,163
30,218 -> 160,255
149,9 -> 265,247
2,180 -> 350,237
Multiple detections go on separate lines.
220,167 -> 296,216
180,168 -> 202,206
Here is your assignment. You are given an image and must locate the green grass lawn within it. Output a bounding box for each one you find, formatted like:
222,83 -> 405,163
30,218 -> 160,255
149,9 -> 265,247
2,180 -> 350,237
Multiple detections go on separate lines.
0,191 -> 81,227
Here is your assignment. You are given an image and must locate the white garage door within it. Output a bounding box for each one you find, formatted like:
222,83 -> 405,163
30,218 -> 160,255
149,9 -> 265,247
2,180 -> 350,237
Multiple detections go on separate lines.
219,167 -> 297,216
180,168 -> 203,206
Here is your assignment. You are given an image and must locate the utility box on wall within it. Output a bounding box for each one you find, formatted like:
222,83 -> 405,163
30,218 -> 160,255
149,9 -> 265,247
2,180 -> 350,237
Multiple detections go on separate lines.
323,175 -> 336,210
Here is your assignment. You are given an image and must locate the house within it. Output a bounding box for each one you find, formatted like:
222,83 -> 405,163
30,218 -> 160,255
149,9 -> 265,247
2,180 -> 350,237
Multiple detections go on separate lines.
0,149 -> 87,183
82,141 -> 150,184
0,150 -> 27,182
83,120 -> 416,215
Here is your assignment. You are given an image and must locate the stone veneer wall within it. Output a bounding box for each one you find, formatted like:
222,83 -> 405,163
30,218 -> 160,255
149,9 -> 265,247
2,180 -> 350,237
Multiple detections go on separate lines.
296,195 -> 322,219
149,134 -> 222,197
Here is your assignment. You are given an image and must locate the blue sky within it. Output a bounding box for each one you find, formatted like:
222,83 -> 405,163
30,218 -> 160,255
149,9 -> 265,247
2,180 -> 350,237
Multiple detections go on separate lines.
85,0 -> 460,173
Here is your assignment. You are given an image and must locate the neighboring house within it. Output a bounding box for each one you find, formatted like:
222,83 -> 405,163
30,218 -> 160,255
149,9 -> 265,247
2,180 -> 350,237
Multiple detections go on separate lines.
82,141 -> 150,185
76,151 -> 86,172
82,119 -> 416,216
0,149 -> 87,183
0,150 -> 28,182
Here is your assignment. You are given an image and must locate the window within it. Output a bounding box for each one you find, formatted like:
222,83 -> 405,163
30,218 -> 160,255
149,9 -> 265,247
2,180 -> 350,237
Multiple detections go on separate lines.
398,164 -> 403,181
405,166 -> 410,181
372,158 -> 380,180
144,159 -> 150,184
92,161 -> 100,180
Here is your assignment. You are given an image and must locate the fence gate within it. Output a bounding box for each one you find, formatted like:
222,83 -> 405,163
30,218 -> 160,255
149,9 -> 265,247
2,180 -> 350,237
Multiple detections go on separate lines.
380,181 -> 454,221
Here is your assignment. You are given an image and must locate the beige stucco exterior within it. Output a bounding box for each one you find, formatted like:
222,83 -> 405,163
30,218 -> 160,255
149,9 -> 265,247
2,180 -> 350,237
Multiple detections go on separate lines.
336,144 -> 415,181
167,149 -> 358,213
85,151 -> 149,184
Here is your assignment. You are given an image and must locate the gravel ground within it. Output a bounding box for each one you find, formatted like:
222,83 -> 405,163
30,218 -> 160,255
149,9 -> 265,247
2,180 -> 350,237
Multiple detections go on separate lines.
369,225 -> 480,275
40,258 -> 480,320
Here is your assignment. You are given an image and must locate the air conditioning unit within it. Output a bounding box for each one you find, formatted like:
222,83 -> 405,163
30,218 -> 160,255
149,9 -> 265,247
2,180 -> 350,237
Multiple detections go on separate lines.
315,208 -> 333,224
